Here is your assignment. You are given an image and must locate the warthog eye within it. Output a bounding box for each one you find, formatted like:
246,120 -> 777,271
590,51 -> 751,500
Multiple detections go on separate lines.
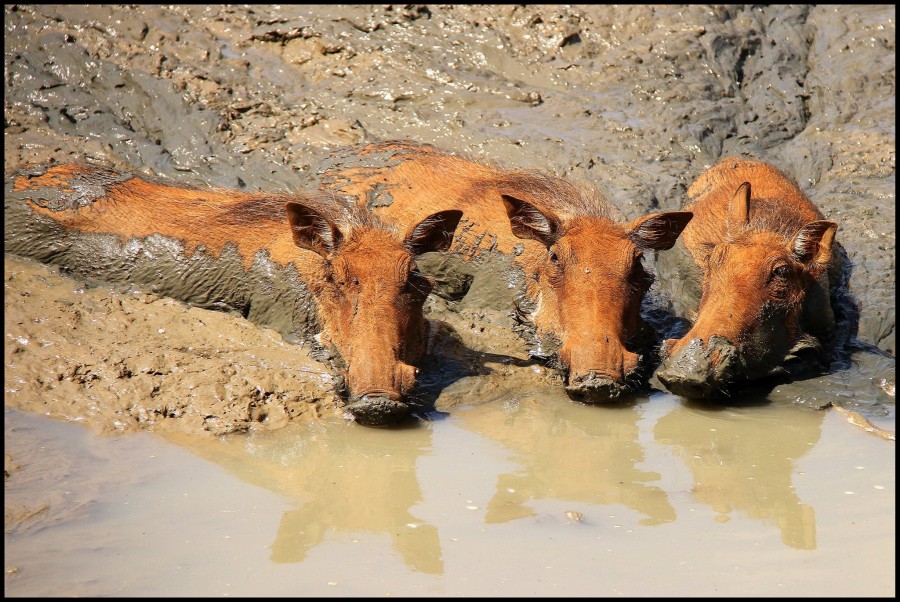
768,264 -> 793,300
772,264 -> 791,279
548,248 -> 560,265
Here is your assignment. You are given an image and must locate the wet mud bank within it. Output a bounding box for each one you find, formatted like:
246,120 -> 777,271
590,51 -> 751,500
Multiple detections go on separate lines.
4,256 -> 342,435
4,5 -> 895,432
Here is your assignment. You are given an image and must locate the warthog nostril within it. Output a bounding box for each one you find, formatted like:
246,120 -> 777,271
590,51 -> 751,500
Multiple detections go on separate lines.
346,394 -> 409,427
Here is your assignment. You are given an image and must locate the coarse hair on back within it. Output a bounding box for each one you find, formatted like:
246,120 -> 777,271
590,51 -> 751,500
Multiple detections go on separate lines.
221,188 -> 396,236
483,169 -> 614,220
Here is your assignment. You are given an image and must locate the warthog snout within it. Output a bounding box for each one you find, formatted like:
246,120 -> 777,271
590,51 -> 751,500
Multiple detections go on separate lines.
346,394 -> 410,427
563,344 -> 640,403
656,336 -> 741,400
565,370 -> 631,403
346,362 -> 419,427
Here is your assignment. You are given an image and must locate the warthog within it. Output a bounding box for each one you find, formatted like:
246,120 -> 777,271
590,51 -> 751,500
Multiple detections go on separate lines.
655,158 -> 839,399
5,163 -> 462,426
312,141 -> 693,402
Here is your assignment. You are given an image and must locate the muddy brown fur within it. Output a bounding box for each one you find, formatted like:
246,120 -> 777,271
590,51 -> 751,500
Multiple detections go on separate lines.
7,163 -> 462,426
656,158 -> 841,399
311,140 -> 693,403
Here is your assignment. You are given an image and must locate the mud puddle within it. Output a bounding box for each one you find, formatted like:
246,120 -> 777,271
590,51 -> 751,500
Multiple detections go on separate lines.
4,391 -> 894,597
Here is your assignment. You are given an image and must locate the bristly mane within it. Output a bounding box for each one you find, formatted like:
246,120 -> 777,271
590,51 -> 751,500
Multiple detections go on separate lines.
478,169 -> 614,220
331,140 -> 617,220
743,196 -> 826,241
220,188 -> 396,235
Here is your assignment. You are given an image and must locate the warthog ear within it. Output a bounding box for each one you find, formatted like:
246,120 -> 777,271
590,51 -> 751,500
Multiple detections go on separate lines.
404,210 -> 464,256
627,211 -> 693,250
792,220 -> 837,266
502,194 -> 561,247
727,182 -> 751,237
285,201 -> 345,258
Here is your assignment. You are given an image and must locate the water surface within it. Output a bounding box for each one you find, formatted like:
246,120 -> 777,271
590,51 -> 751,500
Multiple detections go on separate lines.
5,392 -> 894,597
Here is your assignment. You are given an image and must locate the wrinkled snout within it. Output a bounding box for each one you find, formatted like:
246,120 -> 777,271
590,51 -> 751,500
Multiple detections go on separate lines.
656,336 -> 741,400
564,348 -> 640,404
346,362 -> 419,427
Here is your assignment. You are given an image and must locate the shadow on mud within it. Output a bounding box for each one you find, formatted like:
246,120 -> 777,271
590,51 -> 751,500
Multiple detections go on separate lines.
407,318 -> 668,422
405,320 -> 546,421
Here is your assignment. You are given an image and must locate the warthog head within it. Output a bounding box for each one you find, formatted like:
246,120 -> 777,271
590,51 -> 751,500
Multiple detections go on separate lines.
656,182 -> 837,399
286,201 -> 462,426
502,193 -> 692,403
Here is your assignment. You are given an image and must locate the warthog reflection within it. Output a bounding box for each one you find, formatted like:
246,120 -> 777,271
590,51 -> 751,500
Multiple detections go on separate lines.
654,401 -> 825,550
456,399 -> 677,527
162,423 -> 442,574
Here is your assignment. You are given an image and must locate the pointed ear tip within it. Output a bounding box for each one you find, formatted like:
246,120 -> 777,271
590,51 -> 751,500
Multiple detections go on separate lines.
284,200 -> 309,215
644,210 -> 693,226
732,182 -> 751,200
806,220 -> 837,233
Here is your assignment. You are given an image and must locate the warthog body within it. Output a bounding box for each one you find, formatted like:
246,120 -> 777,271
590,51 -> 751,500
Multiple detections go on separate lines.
312,141 -> 693,402
5,163 -> 461,426
656,158 -> 839,399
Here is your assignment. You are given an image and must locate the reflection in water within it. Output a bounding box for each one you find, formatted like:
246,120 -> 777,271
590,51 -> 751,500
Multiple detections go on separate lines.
654,400 -> 825,550
163,421 -> 442,574
457,398 -> 677,526
159,391 -> 829,579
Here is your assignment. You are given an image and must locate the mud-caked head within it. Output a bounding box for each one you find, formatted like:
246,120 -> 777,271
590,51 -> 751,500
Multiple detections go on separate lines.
657,182 -> 837,399
502,193 -> 692,403
286,200 -> 462,426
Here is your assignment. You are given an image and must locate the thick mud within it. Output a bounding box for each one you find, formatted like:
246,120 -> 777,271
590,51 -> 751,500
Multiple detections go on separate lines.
3,5 -> 895,595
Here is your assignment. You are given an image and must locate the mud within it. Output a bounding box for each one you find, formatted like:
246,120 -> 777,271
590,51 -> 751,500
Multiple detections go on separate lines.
4,256 -> 342,436
3,7 -> 894,433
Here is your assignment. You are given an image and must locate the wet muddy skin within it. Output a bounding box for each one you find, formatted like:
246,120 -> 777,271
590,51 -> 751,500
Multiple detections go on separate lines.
2,5 -> 894,597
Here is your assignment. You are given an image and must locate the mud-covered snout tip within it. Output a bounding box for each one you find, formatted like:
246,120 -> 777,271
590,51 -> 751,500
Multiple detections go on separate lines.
565,371 -> 630,404
344,363 -> 419,427
655,367 -> 720,400
655,336 -> 740,400
346,393 -> 410,427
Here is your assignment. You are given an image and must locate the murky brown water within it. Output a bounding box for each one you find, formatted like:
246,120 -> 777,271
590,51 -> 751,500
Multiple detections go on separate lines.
3,4 -> 895,597
4,393 -> 894,597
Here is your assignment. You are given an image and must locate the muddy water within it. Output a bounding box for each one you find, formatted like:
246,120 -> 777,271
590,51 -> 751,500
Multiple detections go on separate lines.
4,394 -> 894,597
3,4 -> 896,597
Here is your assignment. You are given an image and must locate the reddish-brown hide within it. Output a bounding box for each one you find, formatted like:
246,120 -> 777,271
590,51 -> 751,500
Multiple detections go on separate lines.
656,158 -> 838,399
11,164 -> 462,426
316,141 -> 693,401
